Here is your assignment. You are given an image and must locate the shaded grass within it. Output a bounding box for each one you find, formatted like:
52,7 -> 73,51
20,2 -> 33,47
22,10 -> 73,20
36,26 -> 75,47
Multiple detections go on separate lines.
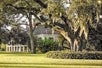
0,51 -> 31,54
0,53 -> 102,68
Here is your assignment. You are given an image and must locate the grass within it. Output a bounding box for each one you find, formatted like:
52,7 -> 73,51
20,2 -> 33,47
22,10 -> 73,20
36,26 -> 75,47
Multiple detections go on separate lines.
0,52 -> 102,68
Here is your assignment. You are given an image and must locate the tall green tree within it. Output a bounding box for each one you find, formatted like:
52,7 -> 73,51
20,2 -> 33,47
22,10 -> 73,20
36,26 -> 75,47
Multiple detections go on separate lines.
0,0 -> 101,52
39,0 -> 102,51
0,0 -> 42,53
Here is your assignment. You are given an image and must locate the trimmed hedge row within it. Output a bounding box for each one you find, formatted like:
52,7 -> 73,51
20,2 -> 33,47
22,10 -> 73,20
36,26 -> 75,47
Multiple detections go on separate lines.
46,51 -> 102,59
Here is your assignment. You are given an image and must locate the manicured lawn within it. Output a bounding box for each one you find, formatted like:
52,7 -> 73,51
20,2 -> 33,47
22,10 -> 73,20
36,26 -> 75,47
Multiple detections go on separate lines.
0,52 -> 102,68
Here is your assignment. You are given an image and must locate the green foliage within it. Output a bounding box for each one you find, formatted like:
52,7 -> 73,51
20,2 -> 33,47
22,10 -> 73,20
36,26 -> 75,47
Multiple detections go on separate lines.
0,0 -> 102,52
46,51 -> 102,59
41,0 -> 64,23
68,0 -> 101,40
0,43 -> 6,51
37,38 -> 59,53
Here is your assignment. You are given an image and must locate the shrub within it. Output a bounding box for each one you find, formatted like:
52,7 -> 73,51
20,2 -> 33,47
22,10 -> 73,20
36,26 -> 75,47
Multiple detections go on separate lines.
37,38 -> 59,53
46,51 -> 102,59
0,43 -> 6,51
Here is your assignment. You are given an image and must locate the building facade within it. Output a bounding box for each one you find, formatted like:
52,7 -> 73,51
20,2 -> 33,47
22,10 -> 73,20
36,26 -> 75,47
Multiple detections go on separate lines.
37,34 -> 59,41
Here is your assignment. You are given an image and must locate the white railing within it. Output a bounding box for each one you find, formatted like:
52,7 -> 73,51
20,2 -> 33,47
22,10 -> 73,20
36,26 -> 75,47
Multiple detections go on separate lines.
6,44 -> 29,52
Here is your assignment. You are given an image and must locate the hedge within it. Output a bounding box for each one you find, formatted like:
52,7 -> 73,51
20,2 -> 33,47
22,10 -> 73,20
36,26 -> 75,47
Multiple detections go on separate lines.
46,51 -> 102,59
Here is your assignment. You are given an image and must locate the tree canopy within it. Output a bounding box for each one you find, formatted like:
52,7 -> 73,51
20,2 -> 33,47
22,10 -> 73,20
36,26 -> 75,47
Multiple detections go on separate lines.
0,0 -> 102,52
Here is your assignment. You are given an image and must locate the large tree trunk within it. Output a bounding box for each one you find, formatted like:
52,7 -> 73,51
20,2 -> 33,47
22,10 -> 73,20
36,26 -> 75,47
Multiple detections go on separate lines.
56,28 -> 82,52
73,38 -> 80,52
55,28 -> 75,51
28,13 -> 36,53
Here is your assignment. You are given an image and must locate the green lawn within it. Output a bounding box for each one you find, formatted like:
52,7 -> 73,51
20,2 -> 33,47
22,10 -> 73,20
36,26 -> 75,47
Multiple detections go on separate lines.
0,53 -> 102,68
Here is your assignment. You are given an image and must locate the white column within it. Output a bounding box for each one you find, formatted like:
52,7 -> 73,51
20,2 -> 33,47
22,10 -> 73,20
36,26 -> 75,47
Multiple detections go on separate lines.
11,45 -> 13,52
6,47 -> 7,52
6,45 -> 7,52
16,46 -> 18,52
23,46 -> 25,52
13,46 -> 15,52
9,46 -> 11,52
12,46 -> 14,52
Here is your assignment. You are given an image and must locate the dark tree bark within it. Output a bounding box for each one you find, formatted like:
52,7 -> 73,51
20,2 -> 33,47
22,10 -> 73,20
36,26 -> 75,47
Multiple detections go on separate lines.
34,0 -> 47,8
28,13 -> 36,53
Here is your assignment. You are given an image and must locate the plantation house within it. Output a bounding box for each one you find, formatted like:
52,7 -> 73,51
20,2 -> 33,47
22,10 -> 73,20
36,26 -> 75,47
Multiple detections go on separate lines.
34,25 -> 59,41
37,34 -> 59,41
6,25 -> 59,52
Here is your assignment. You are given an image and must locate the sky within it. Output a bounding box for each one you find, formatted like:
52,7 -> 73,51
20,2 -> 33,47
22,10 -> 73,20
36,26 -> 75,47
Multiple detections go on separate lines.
6,14 -> 36,30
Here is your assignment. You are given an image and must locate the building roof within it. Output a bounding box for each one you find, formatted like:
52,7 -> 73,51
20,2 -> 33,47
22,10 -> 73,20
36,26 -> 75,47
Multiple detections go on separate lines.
34,25 -> 58,35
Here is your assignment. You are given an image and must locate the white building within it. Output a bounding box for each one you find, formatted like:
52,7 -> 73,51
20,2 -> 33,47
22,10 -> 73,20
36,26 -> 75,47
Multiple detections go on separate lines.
37,34 -> 59,41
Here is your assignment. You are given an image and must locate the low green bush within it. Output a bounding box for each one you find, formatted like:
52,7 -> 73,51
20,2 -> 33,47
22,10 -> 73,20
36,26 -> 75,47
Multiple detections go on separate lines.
46,51 -> 102,59
37,38 -> 59,53
0,43 -> 6,51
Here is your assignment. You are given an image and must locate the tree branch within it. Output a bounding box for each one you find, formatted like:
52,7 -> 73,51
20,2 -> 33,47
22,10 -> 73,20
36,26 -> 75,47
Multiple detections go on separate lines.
34,0 -> 47,8
30,12 -> 43,22
32,23 -> 41,32
25,0 -> 32,7
5,4 -> 26,13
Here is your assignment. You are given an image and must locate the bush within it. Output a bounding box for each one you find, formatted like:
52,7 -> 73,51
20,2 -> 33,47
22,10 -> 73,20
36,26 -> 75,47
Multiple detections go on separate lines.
37,38 -> 59,53
0,43 -> 6,51
46,51 -> 102,59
